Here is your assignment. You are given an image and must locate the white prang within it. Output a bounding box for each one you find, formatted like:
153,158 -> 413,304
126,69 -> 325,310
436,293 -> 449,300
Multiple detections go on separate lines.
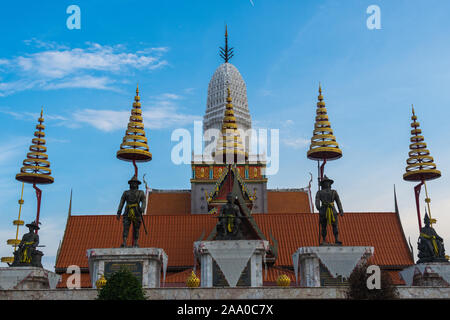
204,62 -> 252,151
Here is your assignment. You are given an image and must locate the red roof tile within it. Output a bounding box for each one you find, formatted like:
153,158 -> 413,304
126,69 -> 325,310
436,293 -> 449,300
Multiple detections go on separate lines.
144,190 -> 312,215
267,191 -> 311,213
146,192 -> 191,215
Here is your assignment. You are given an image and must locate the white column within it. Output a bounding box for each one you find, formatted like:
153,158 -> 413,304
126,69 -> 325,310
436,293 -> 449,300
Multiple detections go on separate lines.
200,253 -> 213,287
250,251 -> 263,287
147,259 -> 161,288
299,253 -> 320,287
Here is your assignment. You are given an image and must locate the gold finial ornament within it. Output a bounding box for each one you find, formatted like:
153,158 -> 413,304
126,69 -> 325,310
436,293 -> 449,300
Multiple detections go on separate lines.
403,105 -> 441,182
307,84 -> 342,161
276,274 -> 291,287
403,105 -> 441,230
213,87 -> 248,163
1,184 -> 23,263
116,85 -> 152,162
96,274 -> 107,289
186,271 -> 200,288
16,109 -> 54,185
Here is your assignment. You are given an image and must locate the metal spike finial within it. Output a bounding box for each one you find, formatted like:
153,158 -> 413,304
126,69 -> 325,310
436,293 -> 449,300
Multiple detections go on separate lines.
219,25 -> 234,63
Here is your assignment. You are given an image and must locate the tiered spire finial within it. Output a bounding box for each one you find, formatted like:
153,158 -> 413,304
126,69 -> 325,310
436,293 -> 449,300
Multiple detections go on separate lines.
116,84 -> 152,163
219,25 -> 234,63
307,84 -> 342,161
213,87 -> 248,163
16,108 -> 54,185
13,108 -> 53,237
403,105 -> 441,230
403,105 -> 441,182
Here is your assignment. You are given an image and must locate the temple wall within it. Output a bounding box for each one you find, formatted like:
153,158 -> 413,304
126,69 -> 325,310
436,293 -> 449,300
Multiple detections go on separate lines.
1,287 -> 449,300
191,183 -> 215,214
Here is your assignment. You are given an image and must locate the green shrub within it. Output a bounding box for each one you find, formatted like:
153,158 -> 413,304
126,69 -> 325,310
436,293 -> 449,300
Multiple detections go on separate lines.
346,261 -> 398,300
97,267 -> 146,300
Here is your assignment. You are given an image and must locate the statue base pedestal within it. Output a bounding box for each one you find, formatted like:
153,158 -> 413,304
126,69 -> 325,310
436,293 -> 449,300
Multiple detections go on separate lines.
293,246 -> 374,287
0,267 -> 61,290
194,240 -> 269,288
400,262 -> 450,287
86,248 -> 168,289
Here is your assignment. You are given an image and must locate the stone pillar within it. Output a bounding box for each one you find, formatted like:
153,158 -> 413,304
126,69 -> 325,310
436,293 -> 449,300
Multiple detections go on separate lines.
293,246 -> 374,287
200,253 -> 213,287
194,240 -> 269,287
299,253 -> 320,287
250,249 -> 264,287
87,248 -> 167,289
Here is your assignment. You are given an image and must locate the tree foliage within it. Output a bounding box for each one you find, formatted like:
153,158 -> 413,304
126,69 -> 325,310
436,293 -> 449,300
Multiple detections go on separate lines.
346,261 -> 399,300
97,267 -> 146,300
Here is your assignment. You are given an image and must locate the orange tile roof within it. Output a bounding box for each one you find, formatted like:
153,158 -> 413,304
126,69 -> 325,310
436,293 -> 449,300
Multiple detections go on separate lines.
56,211 -> 413,275
254,212 -> 414,267
144,190 -> 312,215
146,191 -> 191,215
267,191 -> 311,213
387,270 -> 406,285
57,273 -> 92,288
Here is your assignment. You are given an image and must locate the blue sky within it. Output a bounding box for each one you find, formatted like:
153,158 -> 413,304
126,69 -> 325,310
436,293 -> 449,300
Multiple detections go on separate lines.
1,0 -> 449,270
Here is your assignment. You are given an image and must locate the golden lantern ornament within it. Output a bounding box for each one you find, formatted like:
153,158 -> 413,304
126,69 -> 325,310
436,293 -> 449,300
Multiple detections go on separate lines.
307,84 -> 342,185
96,274 -> 107,289
403,105 -> 441,230
117,84 -> 152,177
276,274 -> 291,287
186,271 -> 200,288
15,108 -> 54,234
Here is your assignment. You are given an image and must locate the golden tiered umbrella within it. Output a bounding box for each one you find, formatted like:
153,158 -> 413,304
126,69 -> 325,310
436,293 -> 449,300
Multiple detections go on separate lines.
15,108 -> 54,234
307,84 -> 342,184
213,87 -> 248,164
403,105 -> 441,230
116,84 -> 152,177
307,84 -> 343,246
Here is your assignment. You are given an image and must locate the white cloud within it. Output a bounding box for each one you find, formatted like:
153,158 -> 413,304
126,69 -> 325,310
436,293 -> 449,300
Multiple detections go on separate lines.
72,104 -> 201,132
0,138 -> 29,166
72,109 -> 129,132
0,109 -> 68,122
0,41 -> 169,96
158,93 -> 182,100
44,75 -> 113,91
285,119 -> 294,126
282,137 -> 310,149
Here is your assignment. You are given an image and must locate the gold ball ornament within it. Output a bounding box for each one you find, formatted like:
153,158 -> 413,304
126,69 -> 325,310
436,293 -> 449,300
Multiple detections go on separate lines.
276,274 -> 291,287
96,274 -> 107,289
186,271 -> 200,288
